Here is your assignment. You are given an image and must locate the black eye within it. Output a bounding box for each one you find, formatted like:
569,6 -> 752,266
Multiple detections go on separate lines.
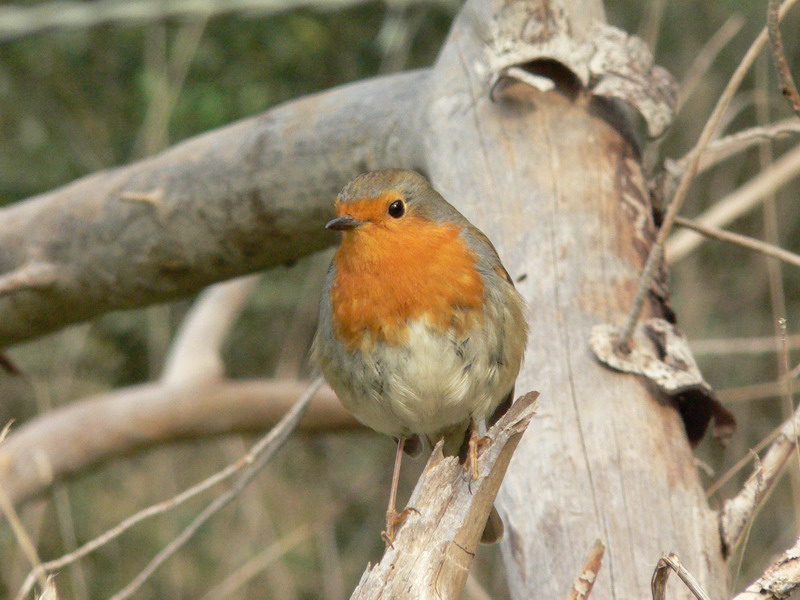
388,200 -> 405,218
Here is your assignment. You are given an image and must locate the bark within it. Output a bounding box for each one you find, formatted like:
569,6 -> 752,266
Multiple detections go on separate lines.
0,71 -> 423,346
418,1 -> 728,598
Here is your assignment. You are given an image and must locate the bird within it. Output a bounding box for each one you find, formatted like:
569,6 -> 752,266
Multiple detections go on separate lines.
312,169 -> 528,545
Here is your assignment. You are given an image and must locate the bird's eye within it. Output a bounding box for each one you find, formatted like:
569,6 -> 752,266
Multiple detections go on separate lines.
388,200 -> 405,218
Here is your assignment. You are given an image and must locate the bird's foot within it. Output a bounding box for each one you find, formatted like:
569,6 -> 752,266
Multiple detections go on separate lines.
381,506 -> 419,548
466,427 -> 491,481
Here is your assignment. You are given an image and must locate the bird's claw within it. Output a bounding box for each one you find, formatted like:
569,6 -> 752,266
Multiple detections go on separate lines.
381,506 -> 419,547
466,429 -> 491,481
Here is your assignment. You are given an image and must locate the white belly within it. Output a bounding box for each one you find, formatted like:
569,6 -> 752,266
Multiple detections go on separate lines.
322,319 -> 515,439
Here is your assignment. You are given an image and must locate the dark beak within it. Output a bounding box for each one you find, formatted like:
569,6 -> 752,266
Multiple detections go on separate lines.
325,215 -> 363,231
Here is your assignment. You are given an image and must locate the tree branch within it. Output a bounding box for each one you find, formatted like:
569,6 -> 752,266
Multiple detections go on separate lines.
161,275 -> 260,385
0,378 -> 355,507
0,0 -> 455,43
720,397 -> 800,554
673,216 -> 800,268
667,144 -> 800,263
567,540 -> 605,600
13,377 -> 327,600
730,535 -> 800,600
349,392 -> 537,600
693,119 -> 800,172
0,69 -> 425,348
767,0 -> 800,117
618,0 -> 800,347
691,333 -> 800,356
105,377 -> 323,600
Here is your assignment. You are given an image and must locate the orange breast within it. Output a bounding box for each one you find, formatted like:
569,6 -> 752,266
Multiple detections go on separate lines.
330,218 -> 484,350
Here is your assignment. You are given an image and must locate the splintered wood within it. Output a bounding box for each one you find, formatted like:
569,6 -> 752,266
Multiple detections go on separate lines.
349,392 -> 538,600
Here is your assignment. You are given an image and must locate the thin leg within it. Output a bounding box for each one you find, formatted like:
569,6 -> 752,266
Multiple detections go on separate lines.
387,436 -> 405,523
466,418 -> 491,480
382,436 -> 412,546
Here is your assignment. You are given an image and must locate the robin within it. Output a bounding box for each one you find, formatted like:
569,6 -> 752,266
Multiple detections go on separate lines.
312,169 -> 528,545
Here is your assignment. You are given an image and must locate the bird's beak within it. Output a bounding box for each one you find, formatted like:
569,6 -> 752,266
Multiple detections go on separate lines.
325,215 -> 364,231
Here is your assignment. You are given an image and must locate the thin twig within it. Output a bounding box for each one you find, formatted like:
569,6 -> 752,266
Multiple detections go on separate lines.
616,244 -> 663,352
14,377 -> 324,600
651,553 -> 711,600
199,522 -> 315,600
0,487 -> 48,596
720,393 -> 800,553
617,0 -> 800,349
567,539 -> 605,600
732,490 -> 761,592
692,333 -> 800,355
778,318 -> 800,530
768,0 -> 800,117
636,0 -> 667,51
677,14 -> 745,112
682,119 -> 800,177
706,428 -> 780,498
106,376 -> 322,600
15,447 -> 259,600
718,381 -> 790,404
0,419 -> 12,443
755,56 -> 789,381
667,143 -> 800,263
673,216 -> 800,268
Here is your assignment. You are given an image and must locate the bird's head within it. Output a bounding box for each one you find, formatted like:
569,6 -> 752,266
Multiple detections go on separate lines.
326,169 -> 454,234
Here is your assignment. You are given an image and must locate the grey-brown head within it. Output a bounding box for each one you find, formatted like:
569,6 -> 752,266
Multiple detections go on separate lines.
326,169 -> 470,231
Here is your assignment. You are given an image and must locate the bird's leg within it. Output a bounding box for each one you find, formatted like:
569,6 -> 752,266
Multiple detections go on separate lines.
381,436 -> 417,547
466,418 -> 491,481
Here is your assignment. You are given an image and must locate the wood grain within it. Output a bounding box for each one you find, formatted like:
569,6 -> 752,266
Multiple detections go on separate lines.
420,1 -> 728,597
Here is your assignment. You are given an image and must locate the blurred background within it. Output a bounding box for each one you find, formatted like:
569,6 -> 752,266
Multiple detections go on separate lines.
0,0 -> 799,598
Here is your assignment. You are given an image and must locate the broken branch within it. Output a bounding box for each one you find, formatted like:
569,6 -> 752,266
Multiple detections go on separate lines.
567,539 -> 605,600
731,535 -> 800,600
720,398 -> 800,553
349,392 -> 538,600
651,553 -> 711,600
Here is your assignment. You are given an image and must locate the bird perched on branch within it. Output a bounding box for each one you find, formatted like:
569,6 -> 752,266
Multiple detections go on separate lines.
312,169 -> 528,544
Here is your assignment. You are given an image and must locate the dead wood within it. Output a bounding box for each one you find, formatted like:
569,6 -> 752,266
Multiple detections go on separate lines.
349,392 -> 537,600
0,71 -> 424,347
